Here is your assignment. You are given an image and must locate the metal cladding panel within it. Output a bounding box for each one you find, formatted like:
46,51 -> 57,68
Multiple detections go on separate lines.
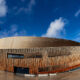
0,36 -> 79,49
0,47 -> 80,74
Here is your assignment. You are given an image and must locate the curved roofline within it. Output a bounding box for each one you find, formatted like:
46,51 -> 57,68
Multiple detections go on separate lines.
0,36 -> 79,43
0,36 -> 79,49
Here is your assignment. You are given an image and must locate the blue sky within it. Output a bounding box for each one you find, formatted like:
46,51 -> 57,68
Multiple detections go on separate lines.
0,0 -> 80,42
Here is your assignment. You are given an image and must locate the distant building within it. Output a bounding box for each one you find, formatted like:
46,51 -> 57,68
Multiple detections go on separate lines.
0,36 -> 80,74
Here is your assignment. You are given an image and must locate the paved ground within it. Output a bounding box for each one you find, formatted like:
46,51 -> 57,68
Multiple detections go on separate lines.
0,70 -> 80,80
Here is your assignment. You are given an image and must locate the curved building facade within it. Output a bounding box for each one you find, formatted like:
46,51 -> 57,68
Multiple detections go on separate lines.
0,36 -> 80,74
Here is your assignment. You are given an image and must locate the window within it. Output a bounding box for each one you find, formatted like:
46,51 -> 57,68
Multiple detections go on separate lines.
7,53 -> 24,59
14,67 -> 29,74
27,55 -> 42,58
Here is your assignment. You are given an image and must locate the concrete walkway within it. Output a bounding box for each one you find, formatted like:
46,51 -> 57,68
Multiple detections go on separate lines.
0,70 -> 80,80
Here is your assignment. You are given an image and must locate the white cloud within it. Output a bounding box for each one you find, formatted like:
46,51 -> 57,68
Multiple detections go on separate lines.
75,37 -> 80,42
0,0 -> 7,17
13,30 -> 27,36
75,9 -> 80,17
42,17 -> 66,38
15,0 -> 35,15
74,33 -> 80,42
0,24 -> 27,38
10,24 -> 18,32
26,0 -> 35,12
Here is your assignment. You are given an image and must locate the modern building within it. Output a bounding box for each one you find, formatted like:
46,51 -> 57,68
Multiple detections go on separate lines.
0,36 -> 80,74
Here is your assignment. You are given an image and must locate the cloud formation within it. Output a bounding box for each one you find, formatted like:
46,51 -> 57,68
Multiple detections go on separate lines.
26,0 -> 35,12
0,24 -> 27,38
75,9 -> 80,17
0,0 -> 7,17
74,33 -> 80,42
15,0 -> 35,14
42,17 -> 66,38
